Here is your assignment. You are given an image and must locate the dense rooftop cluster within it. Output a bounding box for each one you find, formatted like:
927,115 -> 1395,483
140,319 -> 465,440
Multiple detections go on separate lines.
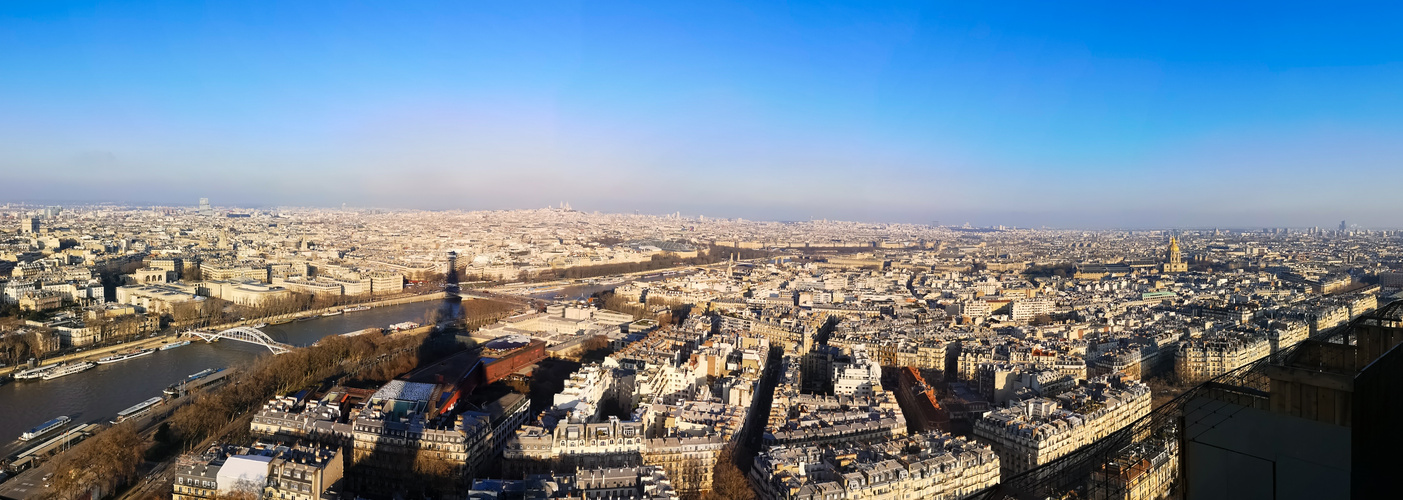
7,203 -> 1403,498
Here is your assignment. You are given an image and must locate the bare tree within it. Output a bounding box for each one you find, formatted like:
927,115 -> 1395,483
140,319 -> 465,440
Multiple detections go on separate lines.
707,445 -> 756,500
23,329 -> 56,359
168,331 -> 431,448
412,450 -> 463,497
180,264 -> 202,282
43,423 -> 146,500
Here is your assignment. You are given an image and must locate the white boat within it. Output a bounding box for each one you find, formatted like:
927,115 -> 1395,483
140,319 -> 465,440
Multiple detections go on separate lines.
322,310 -> 343,317
42,362 -> 96,380
114,397 -> 164,423
253,322 -> 269,328
186,368 -> 219,381
343,305 -> 371,313
167,368 -> 221,396
12,363 -> 60,380
160,340 -> 191,351
19,416 -> 70,441
97,348 -> 155,365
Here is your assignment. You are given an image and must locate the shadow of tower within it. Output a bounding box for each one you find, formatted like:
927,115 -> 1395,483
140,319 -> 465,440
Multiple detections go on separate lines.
437,251 -> 463,325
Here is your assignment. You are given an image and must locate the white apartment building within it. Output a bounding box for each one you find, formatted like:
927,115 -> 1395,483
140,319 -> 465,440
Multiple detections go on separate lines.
1011,298 -> 1055,322
974,376 -> 1151,480
751,432 -> 1000,500
552,363 -> 613,424
833,345 -> 883,397
1267,321 -> 1309,353
115,283 -> 204,314
201,261 -> 270,283
1175,333 -> 1270,384
201,280 -> 293,307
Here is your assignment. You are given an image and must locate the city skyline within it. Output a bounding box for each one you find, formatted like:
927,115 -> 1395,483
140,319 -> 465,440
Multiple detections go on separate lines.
0,199 -> 1384,232
5,1 -> 1403,226
3,3 -> 1400,498
1,178 -> 1398,499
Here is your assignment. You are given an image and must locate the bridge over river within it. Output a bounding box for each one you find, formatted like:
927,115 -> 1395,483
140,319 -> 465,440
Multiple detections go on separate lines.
0,301 -> 441,449
188,327 -> 293,354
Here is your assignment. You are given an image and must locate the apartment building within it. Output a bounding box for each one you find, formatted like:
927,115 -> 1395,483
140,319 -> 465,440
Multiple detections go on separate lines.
832,345 -> 883,397
172,444 -> 342,500
751,432 -> 999,500
349,380 -> 470,497
974,376 -> 1151,480
1175,333 -> 1270,384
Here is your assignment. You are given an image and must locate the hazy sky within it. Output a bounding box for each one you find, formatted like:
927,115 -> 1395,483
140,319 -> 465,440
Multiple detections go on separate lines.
4,1 -> 1402,227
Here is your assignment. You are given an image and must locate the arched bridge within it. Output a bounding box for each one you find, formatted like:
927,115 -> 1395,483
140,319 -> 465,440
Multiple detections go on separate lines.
189,327 -> 293,354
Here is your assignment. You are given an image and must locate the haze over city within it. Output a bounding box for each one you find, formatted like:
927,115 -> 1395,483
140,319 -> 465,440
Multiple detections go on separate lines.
5,1 -> 1402,227
7,3 -> 1403,499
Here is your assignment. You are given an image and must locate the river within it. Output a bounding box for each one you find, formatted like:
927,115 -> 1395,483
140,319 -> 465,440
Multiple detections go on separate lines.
0,301 -> 439,455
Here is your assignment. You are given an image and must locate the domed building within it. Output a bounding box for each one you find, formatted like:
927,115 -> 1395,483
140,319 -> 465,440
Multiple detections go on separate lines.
1163,237 -> 1188,273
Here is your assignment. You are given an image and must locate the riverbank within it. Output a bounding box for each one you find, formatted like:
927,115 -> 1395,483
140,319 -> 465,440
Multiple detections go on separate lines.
0,301 -> 447,446
194,291 -> 449,331
388,324 -> 437,337
0,292 -> 449,379
0,334 -> 176,378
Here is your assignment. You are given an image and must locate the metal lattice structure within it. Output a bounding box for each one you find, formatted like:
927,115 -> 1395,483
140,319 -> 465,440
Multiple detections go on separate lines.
189,326 -> 293,354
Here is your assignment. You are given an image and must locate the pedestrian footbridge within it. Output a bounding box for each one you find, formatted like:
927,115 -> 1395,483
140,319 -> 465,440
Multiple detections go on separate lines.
188,327 -> 293,354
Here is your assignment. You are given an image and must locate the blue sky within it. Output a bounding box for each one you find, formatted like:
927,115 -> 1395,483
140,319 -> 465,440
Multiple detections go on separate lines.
3,1 -> 1402,227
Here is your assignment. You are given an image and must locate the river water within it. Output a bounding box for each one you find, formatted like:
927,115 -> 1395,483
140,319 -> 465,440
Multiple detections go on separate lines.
0,301 -> 439,453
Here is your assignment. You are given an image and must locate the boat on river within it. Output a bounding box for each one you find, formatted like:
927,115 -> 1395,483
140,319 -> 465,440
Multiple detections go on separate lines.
12,363 -> 60,380
165,368 -> 222,396
19,416 -> 70,441
42,362 -> 96,380
186,368 -> 219,382
97,348 -> 155,364
114,396 -> 163,423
